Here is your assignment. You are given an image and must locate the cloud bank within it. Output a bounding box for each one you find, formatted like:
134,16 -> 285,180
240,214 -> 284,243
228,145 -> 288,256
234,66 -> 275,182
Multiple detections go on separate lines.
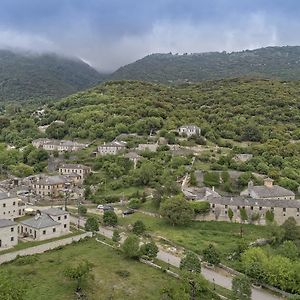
0,0 -> 298,72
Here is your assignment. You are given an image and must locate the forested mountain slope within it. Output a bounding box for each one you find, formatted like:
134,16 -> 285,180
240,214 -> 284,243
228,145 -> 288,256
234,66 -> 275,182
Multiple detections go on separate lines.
110,46 -> 300,83
0,50 -> 104,102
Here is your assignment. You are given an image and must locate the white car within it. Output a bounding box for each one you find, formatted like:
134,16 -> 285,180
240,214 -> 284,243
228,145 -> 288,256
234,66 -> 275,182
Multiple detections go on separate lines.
97,204 -> 104,210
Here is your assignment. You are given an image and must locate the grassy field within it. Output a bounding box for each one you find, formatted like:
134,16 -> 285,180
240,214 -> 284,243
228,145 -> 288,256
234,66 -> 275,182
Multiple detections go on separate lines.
1,238 -> 184,300
119,212 -> 270,257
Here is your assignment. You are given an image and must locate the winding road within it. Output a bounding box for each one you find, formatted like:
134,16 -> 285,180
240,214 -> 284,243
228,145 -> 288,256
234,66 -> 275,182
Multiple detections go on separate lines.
69,215 -> 283,300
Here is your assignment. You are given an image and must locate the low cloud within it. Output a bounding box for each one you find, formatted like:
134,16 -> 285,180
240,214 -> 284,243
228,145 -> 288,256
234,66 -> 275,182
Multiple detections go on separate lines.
0,12 -> 285,72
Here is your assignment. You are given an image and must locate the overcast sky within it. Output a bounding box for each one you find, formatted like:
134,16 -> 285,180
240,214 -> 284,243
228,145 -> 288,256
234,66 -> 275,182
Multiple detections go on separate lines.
0,0 -> 300,72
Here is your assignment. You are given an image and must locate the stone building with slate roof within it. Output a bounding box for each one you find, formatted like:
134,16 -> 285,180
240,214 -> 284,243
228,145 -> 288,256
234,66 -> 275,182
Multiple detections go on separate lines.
19,208 -> 70,241
0,192 -> 25,220
97,141 -> 127,156
58,164 -> 91,180
0,219 -> 18,250
195,196 -> 300,225
178,125 -> 201,137
241,178 -> 295,200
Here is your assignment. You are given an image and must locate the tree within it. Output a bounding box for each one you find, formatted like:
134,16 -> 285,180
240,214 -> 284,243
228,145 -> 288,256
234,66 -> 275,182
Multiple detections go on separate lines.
64,260 -> 93,292
46,122 -> 68,139
140,240 -> 159,259
239,208 -> 248,223
202,244 -> 220,266
112,229 -> 121,243
265,210 -> 274,223
281,217 -> 300,241
132,220 -> 146,235
181,271 -> 210,300
78,205 -> 87,216
160,196 -> 194,226
180,251 -> 201,273
103,210 -> 118,227
232,275 -> 252,300
277,241 -> 299,261
122,235 -> 140,259
160,282 -> 189,300
190,201 -> 210,215
85,216 -> 99,232
228,208 -> 234,222
241,247 -> 267,282
0,270 -> 26,300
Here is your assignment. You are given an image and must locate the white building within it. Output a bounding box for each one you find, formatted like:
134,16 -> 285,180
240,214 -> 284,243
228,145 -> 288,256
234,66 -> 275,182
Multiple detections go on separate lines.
32,139 -> 89,152
19,208 -> 70,241
137,143 -> 158,152
0,219 -> 18,250
59,164 -> 91,179
97,141 -> 127,156
178,125 -> 201,137
0,192 -> 25,220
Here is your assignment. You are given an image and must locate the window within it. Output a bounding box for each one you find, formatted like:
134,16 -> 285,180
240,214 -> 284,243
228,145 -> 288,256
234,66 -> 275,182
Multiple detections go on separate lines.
64,224 -> 67,228
64,215 -> 67,219
13,202 -> 16,206
43,230 -> 46,235
250,206 -> 253,210
53,228 -> 56,233
58,216 -> 61,221
211,204 -> 215,208
259,207 -> 262,211
225,205 -> 228,209
11,227 -> 14,232
11,237 -> 14,241
283,208 -> 286,212
3,203 -> 6,207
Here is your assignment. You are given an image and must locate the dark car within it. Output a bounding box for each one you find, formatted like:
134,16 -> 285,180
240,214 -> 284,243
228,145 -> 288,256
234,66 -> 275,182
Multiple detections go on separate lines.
103,205 -> 114,211
123,208 -> 135,215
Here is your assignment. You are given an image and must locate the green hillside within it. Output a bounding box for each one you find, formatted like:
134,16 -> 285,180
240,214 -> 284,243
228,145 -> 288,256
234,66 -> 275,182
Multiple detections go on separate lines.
110,46 -> 300,83
0,50 -> 104,102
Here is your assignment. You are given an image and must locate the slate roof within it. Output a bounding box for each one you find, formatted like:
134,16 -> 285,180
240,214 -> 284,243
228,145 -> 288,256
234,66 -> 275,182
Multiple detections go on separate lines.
179,124 -> 200,130
250,185 -> 295,198
59,164 -> 91,170
0,219 -> 17,228
99,141 -> 127,148
0,192 -> 17,201
42,208 -> 68,216
124,152 -> 142,159
20,214 -> 60,229
37,175 -> 69,185
207,196 -> 300,209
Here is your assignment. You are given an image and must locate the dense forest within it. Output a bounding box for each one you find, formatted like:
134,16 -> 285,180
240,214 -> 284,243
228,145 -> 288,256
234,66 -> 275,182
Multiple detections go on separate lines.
110,46 -> 300,83
0,50 -> 103,102
0,78 -> 300,190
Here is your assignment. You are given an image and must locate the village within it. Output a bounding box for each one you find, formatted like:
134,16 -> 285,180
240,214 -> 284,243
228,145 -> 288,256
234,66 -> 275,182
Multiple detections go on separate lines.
0,123 -> 299,253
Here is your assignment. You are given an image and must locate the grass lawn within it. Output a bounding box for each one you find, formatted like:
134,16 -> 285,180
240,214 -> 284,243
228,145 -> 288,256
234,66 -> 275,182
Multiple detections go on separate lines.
119,212 -> 270,258
1,238 -> 184,300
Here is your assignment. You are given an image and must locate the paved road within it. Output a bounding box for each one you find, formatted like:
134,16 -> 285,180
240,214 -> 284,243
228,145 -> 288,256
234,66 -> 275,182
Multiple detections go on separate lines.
69,216 -> 282,300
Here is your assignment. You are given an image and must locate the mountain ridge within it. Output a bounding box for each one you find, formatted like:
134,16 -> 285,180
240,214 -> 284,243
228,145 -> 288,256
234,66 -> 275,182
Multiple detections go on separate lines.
109,46 -> 300,83
0,49 -> 104,102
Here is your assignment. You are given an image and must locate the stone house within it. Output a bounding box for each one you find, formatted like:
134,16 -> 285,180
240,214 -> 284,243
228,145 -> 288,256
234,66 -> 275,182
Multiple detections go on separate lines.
137,143 -> 159,152
124,152 -> 142,169
32,139 -> 89,152
19,208 -> 70,241
0,219 -> 18,250
178,125 -> 201,137
241,178 -> 295,200
198,196 -> 300,225
97,141 -> 127,156
59,164 -> 91,180
31,175 -> 72,197
233,154 -> 253,162
0,192 -> 25,220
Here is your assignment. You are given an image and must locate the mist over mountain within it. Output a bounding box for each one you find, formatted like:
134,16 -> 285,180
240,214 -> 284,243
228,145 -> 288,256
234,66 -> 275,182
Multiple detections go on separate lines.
0,49 -> 104,102
109,46 -> 300,83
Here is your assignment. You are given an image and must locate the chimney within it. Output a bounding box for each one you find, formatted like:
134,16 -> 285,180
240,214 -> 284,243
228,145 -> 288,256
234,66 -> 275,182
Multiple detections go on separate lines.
248,181 -> 254,189
264,178 -> 274,188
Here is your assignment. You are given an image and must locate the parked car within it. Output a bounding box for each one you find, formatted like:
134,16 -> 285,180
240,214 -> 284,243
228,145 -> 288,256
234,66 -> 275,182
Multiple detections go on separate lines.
123,208 -> 135,215
97,204 -> 104,210
103,205 -> 114,211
